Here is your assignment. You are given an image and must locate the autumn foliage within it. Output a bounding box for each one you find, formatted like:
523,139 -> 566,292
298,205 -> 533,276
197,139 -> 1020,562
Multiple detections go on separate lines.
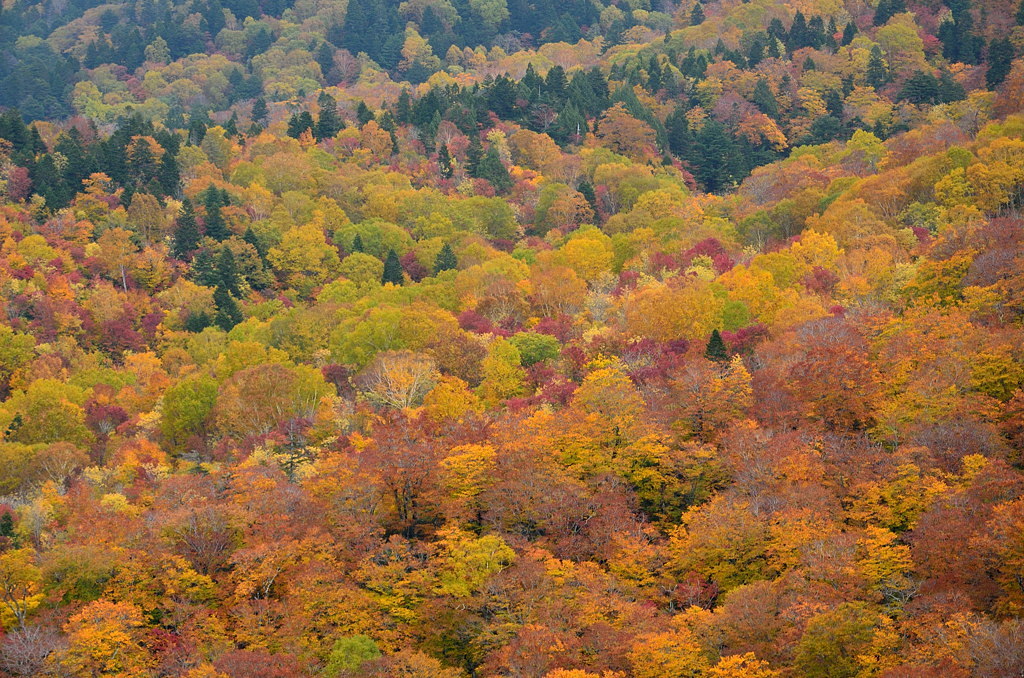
0,0 -> 1023,675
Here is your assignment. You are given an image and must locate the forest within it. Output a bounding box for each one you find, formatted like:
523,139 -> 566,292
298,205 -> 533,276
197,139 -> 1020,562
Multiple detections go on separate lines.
0,0 -> 1024,675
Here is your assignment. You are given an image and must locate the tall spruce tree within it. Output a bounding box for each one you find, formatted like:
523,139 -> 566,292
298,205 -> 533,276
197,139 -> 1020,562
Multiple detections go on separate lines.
382,249 -> 404,285
202,186 -> 229,240
251,97 -> 268,124
434,243 -> 457,273
286,111 -> 314,138
873,0 -> 905,26
841,21 -> 857,46
438,143 -> 454,179
476,147 -> 512,193
315,91 -> 344,140
216,246 -> 241,295
213,285 -> 242,330
690,2 -> 705,25
172,198 -> 200,259
987,38 -> 1016,89
866,46 -> 889,89
705,329 -> 728,362
752,78 -> 779,117
356,101 -> 374,126
466,134 -> 483,175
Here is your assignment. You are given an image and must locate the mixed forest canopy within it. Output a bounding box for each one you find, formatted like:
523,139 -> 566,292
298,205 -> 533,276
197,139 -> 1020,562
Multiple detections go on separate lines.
1,0 -> 1024,675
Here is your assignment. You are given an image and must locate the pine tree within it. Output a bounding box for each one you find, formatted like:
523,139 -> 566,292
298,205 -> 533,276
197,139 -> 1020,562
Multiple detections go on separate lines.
395,90 -> 412,124
550,103 -> 588,146
466,134 -> 483,175
251,97 -> 268,124
899,71 -> 940,105
986,38 -> 1015,89
694,121 -> 743,193
938,0 -> 983,65
316,41 -> 335,81
172,198 -> 200,259
217,246 -> 241,295
841,21 -> 857,46
287,111 -> 314,138
351,234 -> 365,253
356,101 -> 374,126
752,78 -> 779,117
382,249 -> 403,285
705,329 -> 728,362
476,147 -> 512,193
690,2 -> 705,26
666,104 -> 693,158
1018,0 -> 1024,25
434,243 -> 457,273
192,248 -> 219,287
0,512 -> 16,547
866,46 -> 889,89
315,91 -> 344,140
873,0 -> 905,26
789,11 -> 809,50
577,179 -> 598,216
438,143 -> 454,179
213,285 -> 242,330
825,17 -> 838,50
223,112 -> 239,137
243,226 -> 267,263
158,153 -> 180,196
202,186 -> 229,240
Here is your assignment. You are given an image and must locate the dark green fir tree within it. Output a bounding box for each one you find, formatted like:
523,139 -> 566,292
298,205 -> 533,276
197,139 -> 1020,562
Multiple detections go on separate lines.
690,2 -> 705,26
475,147 -> 512,193
705,329 -> 729,363
213,285 -> 242,330
216,246 -> 241,295
434,243 -> 457,273
382,249 -> 404,285
438,143 -> 454,179
172,198 -> 200,260
315,91 -> 345,140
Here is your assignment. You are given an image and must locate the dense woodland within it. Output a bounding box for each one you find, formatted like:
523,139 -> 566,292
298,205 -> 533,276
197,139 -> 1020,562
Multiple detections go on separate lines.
1,0 -> 1024,675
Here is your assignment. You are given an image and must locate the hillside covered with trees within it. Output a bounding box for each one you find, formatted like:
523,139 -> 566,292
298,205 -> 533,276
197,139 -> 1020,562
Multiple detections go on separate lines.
1,0 -> 1024,675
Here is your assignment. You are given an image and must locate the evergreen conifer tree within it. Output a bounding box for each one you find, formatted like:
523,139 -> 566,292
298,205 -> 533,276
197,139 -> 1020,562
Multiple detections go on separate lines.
213,285 -> 242,330
251,97 -> 269,124
243,226 -> 267,263
705,329 -> 728,362
434,243 -> 457,273
690,2 -> 705,25
866,46 -> 889,89
476,147 -> 512,193
752,79 -> 779,117
217,246 -> 240,295
315,91 -> 344,140
0,512 -> 16,547
987,38 -> 1015,89
172,198 -> 200,259
192,248 -> 219,287
841,21 -> 856,46
286,111 -> 314,138
356,101 -> 374,126
466,134 -> 483,175
382,249 -> 403,285
438,143 -> 454,179
202,186 -> 229,240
